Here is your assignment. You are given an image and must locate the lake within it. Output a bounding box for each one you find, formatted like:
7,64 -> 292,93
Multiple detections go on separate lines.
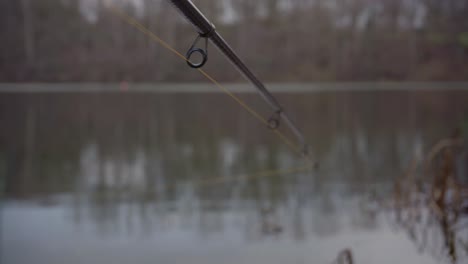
1,84 -> 467,264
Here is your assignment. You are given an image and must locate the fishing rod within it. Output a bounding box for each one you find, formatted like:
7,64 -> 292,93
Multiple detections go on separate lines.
168,0 -> 309,156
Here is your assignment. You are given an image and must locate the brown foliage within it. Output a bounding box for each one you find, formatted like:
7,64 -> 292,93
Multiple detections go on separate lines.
1,0 -> 468,82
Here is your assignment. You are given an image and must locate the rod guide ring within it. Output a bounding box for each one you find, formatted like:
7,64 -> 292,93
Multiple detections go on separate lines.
186,48 -> 207,68
267,110 -> 282,130
185,34 -> 209,68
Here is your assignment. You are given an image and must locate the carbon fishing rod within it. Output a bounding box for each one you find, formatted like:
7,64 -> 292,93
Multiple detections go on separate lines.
168,0 -> 309,156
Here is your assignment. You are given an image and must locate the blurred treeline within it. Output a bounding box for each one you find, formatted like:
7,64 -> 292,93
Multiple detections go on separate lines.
1,0 -> 468,82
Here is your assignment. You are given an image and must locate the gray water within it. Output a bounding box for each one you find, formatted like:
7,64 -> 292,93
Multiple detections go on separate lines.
1,84 -> 467,264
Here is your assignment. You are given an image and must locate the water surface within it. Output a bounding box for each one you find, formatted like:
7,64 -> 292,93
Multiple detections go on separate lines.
1,85 -> 467,264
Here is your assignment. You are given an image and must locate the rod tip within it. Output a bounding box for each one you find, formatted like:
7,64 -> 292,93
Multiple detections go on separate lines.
301,145 -> 320,170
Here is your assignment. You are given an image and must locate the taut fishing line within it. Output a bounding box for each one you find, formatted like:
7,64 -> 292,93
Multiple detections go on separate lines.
108,5 -> 317,183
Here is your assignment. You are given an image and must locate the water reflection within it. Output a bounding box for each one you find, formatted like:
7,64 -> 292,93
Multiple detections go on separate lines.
1,89 -> 468,264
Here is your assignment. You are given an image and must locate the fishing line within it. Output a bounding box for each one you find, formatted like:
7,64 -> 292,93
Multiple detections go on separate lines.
108,7 -> 307,156
176,164 -> 313,188
110,6 -> 317,184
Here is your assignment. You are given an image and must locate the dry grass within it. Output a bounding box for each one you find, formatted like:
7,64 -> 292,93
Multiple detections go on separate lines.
389,131 -> 467,263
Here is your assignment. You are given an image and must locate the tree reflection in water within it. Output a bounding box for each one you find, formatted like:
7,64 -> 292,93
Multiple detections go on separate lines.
2,90 -> 468,264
